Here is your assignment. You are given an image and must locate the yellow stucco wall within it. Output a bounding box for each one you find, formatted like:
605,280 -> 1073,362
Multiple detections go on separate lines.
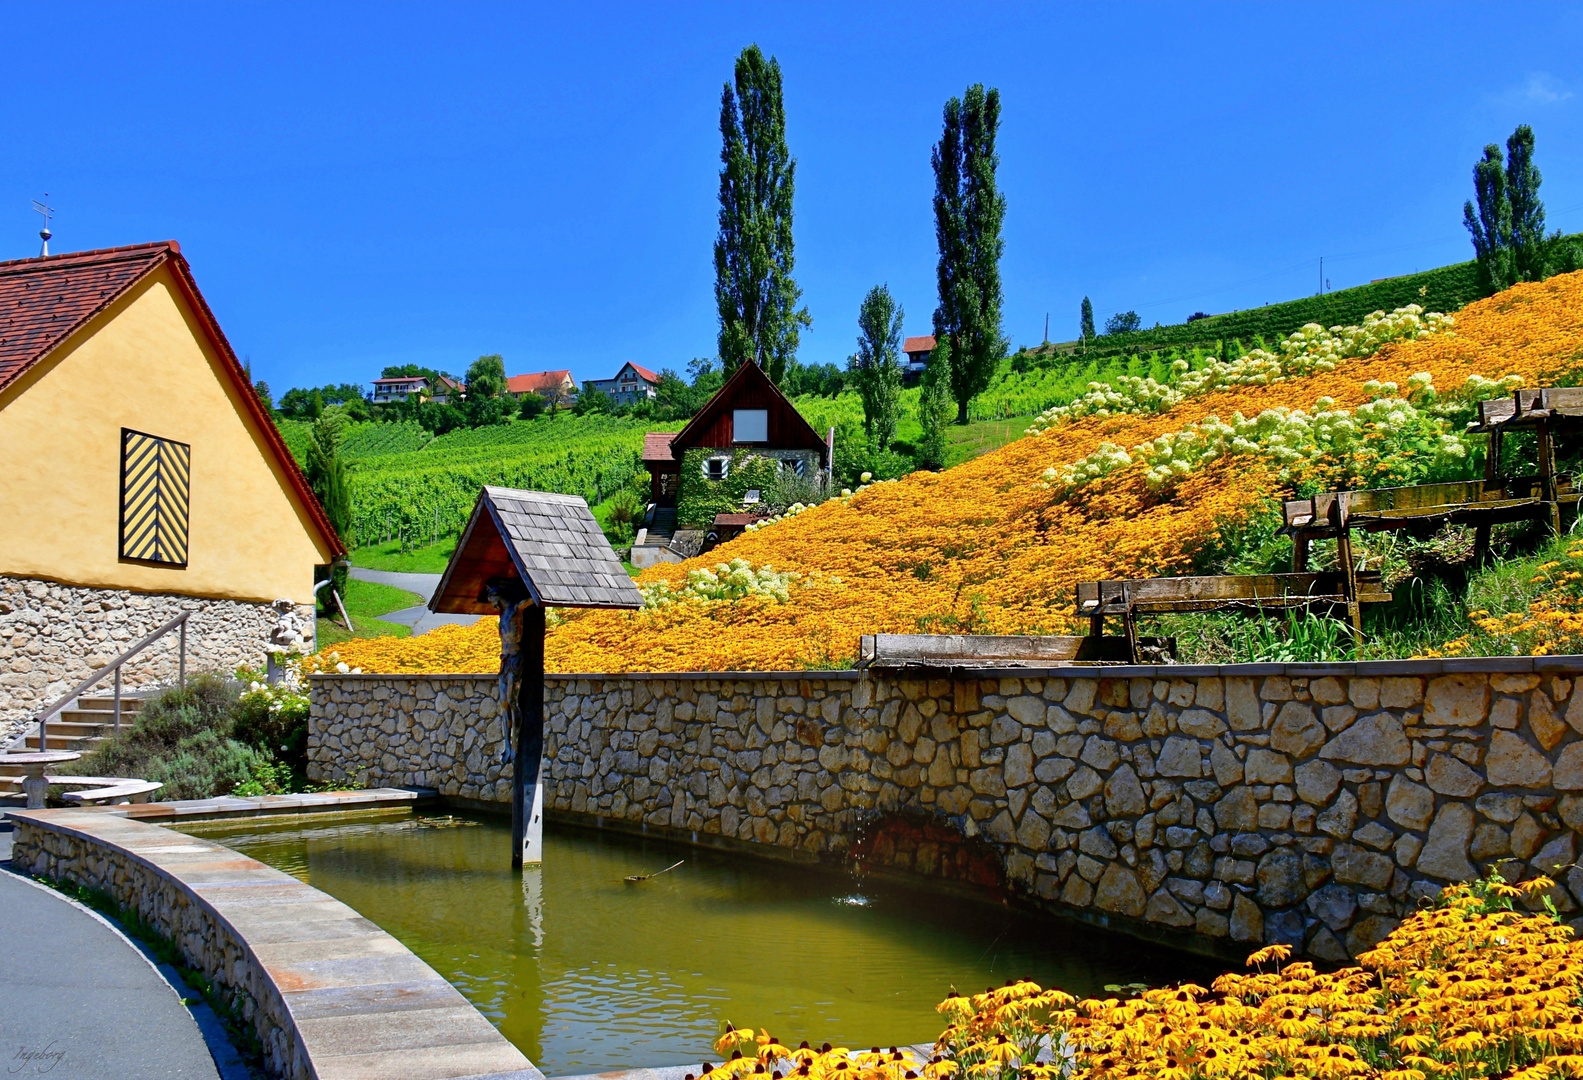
0,265 -> 334,604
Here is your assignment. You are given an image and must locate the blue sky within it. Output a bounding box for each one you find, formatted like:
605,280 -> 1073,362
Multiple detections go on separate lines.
3,2 -> 1581,394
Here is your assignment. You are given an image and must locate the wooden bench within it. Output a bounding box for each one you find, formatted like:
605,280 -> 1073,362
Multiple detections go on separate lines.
1076,571 -> 1391,662
1283,478 -> 1581,569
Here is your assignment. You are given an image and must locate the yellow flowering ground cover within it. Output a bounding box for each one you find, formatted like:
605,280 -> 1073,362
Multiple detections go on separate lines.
707,878 -> 1583,1080
316,272 -> 1583,675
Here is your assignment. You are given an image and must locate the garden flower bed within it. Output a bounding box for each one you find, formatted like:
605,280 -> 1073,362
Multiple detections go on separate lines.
707,877 -> 1583,1080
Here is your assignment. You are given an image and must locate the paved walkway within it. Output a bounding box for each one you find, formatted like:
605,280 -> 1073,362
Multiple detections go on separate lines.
349,568 -> 482,636
0,855 -> 240,1079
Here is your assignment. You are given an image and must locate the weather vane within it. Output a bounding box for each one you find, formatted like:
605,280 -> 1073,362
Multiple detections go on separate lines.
32,196 -> 53,257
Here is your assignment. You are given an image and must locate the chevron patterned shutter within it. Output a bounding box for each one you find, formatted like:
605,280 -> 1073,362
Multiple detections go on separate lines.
119,428 -> 190,566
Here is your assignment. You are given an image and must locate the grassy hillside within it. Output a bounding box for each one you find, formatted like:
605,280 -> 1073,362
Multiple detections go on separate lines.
307,271 -> 1583,674
279,413 -> 679,549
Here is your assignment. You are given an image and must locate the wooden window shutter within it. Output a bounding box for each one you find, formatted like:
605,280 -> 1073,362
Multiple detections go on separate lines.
119,428 -> 191,567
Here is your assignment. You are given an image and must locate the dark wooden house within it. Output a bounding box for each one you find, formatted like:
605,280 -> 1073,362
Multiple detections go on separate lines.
641,361 -> 831,507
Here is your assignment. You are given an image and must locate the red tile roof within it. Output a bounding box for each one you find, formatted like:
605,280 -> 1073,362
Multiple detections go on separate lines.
0,240 -> 344,558
372,376 -> 429,385
641,432 -> 676,463
507,370 -> 573,395
627,363 -> 660,384
0,242 -> 177,395
903,335 -> 936,355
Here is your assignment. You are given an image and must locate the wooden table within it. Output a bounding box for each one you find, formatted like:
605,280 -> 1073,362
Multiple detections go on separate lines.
4,752 -> 83,809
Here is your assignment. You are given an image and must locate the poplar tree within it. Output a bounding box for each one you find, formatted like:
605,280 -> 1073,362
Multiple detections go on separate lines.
852,285 -> 904,450
1464,124 -> 1554,294
932,84 -> 1007,423
1080,297 -> 1095,340
1505,126 -> 1548,284
714,45 -> 809,385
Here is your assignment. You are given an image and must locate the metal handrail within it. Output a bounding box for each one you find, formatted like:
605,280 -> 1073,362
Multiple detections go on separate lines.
30,611 -> 190,753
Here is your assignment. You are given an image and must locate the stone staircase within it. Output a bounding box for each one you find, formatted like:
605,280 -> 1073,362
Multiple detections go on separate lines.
0,696 -> 148,806
14,695 -> 145,754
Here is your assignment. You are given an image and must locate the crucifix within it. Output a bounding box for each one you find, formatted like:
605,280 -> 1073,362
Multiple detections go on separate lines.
429,486 -> 643,867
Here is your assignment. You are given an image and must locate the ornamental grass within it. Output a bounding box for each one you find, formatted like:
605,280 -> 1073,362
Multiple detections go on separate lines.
316,272 -> 1583,675
705,877 -> 1583,1080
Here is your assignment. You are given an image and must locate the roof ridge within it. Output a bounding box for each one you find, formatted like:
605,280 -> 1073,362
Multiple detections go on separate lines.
0,241 -> 178,277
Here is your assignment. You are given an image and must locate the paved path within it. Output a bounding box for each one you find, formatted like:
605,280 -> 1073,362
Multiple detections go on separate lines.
0,858 -> 240,1079
348,568 -> 482,636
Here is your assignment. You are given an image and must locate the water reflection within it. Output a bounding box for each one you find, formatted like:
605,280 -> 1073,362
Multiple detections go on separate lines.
185,811 -> 1213,1076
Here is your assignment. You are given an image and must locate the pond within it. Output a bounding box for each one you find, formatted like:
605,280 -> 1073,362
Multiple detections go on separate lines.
186,811 -> 1215,1077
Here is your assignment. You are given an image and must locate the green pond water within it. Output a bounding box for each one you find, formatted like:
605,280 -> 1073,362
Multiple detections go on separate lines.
187,811 -> 1213,1076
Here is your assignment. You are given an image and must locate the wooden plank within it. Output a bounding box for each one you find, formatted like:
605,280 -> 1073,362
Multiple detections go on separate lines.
859,633 -> 1172,666
1077,572 -> 1390,613
1476,387 -> 1583,429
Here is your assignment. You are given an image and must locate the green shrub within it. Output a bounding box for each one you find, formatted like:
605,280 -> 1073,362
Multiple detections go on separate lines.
58,673 -> 309,801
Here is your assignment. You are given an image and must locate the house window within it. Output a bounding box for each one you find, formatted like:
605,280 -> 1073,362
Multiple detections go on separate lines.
781,457 -> 806,478
120,428 -> 190,567
704,456 -> 730,481
734,409 -> 768,443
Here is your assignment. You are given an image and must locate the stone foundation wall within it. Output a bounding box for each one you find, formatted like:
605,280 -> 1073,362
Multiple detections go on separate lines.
0,575 -> 314,741
308,658 -> 1583,962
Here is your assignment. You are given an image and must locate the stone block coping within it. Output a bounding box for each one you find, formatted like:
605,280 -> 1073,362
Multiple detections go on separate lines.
306,654 -> 1583,682
109,787 -> 440,823
8,808 -> 543,1080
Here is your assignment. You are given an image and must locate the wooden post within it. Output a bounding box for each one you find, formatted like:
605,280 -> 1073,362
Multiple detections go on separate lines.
1332,493 -> 1363,648
1539,418 -> 1561,535
1120,582 -> 1139,664
1291,533 -> 1310,573
512,604 -> 547,869
1474,428 -> 1503,565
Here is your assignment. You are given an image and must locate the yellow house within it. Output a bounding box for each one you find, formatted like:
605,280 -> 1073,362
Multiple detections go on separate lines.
0,241 -> 344,736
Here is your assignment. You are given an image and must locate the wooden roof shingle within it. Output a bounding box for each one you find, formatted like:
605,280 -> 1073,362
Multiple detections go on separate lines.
429,486 -> 644,614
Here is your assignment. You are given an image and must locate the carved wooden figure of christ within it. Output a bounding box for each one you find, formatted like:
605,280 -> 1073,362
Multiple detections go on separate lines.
489,582 -> 546,867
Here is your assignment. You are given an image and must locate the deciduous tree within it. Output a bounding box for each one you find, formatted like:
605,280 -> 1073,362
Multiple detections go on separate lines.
932,84 -> 1007,424
464,354 -> 507,400
715,45 -> 809,384
851,285 -> 904,450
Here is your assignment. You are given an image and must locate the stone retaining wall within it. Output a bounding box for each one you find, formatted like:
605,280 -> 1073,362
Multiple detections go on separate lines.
308,658 -> 1583,962
8,808 -> 541,1080
0,575 -> 314,741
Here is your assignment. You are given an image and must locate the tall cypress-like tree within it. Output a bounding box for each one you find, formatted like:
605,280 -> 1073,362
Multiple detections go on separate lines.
1080,296 -> 1095,341
1463,124 -> 1556,294
1505,125 -> 1548,284
852,285 -> 904,450
932,84 -> 1007,423
714,45 -> 809,385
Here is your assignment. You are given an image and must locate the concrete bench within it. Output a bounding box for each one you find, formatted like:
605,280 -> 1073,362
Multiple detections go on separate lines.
61,781 -> 162,806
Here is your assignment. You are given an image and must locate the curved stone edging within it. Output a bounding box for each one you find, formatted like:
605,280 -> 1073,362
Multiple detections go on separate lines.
7,808 -> 543,1080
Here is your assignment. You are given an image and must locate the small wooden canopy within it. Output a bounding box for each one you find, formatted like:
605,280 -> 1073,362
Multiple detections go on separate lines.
430,486 -> 644,614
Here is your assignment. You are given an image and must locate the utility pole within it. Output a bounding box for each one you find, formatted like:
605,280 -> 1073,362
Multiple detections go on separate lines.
1043,312 -> 1049,345
1319,256 -> 1324,295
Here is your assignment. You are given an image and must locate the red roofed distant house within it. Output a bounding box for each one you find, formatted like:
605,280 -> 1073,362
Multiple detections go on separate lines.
902,334 -> 936,382
506,370 -> 576,408
584,362 -> 660,406
0,242 -> 344,737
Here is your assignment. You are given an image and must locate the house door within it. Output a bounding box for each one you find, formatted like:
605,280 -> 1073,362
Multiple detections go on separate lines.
652,470 -> 679,507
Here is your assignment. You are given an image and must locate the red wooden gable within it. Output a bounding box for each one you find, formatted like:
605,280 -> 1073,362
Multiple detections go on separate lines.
664,361 -> 828,464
